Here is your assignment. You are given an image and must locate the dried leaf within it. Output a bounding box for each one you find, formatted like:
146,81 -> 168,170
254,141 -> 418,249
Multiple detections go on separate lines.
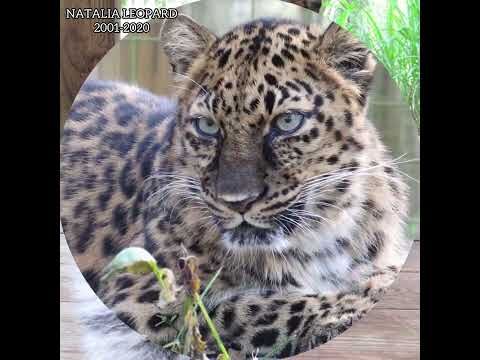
179,256 -> 201,296
157,268 -> 181,308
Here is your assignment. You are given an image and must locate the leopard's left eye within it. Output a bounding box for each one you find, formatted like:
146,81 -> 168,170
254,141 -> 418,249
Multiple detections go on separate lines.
275,112 -> 305,134
194,117 -> 220,137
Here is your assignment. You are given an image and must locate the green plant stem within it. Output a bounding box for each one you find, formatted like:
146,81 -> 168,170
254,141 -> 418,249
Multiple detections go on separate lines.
172,267 -> 223,345
150,263 -> 176,304
194,292 -> 230,360
150,263 -> 167,289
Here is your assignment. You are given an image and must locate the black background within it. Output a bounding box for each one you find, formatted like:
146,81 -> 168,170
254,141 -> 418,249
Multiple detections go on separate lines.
3,0 -> 468,357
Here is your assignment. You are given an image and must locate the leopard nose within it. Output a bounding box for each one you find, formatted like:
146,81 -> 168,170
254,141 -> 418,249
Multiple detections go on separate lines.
218,186 -> 268,213
218,192 -> 260,214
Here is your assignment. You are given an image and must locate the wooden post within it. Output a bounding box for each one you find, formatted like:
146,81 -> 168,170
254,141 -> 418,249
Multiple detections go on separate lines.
60,0 -> 118,135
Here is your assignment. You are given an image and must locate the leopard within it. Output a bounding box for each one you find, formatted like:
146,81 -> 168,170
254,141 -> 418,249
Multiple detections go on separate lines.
60,12 -> 411,360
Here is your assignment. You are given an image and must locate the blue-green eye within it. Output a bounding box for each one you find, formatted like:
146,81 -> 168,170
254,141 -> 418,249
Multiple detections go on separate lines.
194,117 -> 220,137
275,112 -> 305,134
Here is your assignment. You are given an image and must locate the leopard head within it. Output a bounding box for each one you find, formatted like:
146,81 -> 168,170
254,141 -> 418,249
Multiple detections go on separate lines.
160,15 -> 376,252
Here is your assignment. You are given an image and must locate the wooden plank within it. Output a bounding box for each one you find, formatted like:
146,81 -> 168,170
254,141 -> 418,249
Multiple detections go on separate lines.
60,350 -> 84,360
61,234 -> 91,360
60,311 -> 84,356
376,273 -> 419,310
61,294 -> 85,360
60,0 -> 117,134
402,241 -> 420,273
296,309 -> 419,360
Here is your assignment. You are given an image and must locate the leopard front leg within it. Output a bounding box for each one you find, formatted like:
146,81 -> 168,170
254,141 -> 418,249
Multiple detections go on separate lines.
98,270 -> 187,346
200,269 -> 396,359
98,263 -> 395,360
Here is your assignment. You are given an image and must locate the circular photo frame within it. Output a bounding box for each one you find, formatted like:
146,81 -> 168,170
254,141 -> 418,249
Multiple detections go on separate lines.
61,0 -> 419,359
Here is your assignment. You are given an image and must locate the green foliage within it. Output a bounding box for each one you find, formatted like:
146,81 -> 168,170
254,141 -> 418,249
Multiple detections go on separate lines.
407,217 -> 419,238
323,0 -> 420,130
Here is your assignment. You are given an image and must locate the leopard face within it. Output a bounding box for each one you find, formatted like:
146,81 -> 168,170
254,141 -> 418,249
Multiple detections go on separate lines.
161,17 -> 376,252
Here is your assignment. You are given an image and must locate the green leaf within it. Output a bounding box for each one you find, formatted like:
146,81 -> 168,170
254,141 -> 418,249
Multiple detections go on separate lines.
101,247 -> 157,280
101,247 -> 179,308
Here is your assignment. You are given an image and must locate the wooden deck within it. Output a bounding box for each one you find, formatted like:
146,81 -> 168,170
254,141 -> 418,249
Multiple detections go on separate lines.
60,226 -> 419,360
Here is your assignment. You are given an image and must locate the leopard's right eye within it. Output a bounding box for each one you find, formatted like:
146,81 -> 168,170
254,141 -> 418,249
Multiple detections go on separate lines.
274,112 -> 305,134
193,117 -> 220,137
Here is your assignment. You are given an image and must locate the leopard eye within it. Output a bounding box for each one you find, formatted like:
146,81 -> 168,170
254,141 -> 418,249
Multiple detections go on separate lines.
275,112 -> 305,134
194,117 -> 220,137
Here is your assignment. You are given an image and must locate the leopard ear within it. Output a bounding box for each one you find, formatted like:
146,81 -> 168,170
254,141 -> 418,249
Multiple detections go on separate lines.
317,22 -> 376,101
160,14 -> 217,77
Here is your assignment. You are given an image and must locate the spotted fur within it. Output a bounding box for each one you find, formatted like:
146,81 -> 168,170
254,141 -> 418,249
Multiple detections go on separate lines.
61,15 -> 410,360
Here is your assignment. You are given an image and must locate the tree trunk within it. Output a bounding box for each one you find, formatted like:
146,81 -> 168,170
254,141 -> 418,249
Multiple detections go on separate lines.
60,0 -> 118,136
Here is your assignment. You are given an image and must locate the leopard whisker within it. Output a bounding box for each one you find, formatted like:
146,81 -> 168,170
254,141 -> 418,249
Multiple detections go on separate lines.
276,213 -> 320,239
302,153 -> 418,187
167,84 -> 198,94
169,71 -> 209,95
285,208 -> 333,226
